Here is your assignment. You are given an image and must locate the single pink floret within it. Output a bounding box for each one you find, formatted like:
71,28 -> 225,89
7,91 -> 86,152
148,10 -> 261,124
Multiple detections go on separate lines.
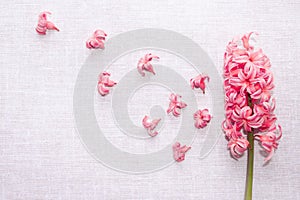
172,142 -> 191,162
142,115 -> 161,137
193,109 -> 212,129
137,53 -> 159,76
36,11 -> 59,35
86,30 -> 107,49
166,93 -> 187,117
97,71 -> 117,96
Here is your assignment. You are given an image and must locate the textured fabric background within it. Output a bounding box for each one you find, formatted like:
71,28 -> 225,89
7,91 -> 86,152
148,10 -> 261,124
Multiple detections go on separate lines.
1,0 -> 300,199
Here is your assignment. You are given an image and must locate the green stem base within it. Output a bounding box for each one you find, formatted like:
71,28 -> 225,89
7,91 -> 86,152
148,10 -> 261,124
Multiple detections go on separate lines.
245,131 -> 254,200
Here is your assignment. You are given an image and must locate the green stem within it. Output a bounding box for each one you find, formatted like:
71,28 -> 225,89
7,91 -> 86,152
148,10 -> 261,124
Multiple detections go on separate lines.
245,131 -> 254,200
245,93 -> 254,200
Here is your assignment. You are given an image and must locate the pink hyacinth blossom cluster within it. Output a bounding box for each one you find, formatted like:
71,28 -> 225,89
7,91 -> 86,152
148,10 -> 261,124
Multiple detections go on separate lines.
142,115 -> 161,137
223,32 -> 281,162
86,30 -> 107,49
190,74 -> 210,94
194,109 -> 212,129
172,142 -> 191,162
36,11 -> 59,35
167,93 -> 187,117
137,53 -> 159,76
97,72 -> 117,96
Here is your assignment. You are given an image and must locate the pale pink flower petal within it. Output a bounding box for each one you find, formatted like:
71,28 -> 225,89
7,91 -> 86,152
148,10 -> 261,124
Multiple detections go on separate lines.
190,74 -> 210,94
36,11 -> 59,35
137,53 -> 159,76
97,71 -> 117,96
142,115 -> 161,137
167,93 -> 187,117
172,142 -> 191,162
193,109 -> 212,129
86,30 -> 107,49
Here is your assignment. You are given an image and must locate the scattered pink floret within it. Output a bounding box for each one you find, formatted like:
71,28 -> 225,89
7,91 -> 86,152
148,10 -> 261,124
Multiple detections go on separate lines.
97,71 -> 117,96
193,109 -> 212,129
86,30 -> 107,49
142,115 -> 161,137
172,142 -> 191,162
137,53 -> 159,76
166,93 -> 187,117
36,11 -> 59,35
190,74 -> 210,94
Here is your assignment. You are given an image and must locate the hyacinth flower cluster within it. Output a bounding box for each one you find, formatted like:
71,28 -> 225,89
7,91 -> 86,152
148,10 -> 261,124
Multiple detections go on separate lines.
223,32 -> 282,200
223,32 -> 282,162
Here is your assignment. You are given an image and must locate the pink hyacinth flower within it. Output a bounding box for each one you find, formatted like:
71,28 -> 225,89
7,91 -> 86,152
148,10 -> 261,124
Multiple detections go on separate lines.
86,30 -> 107,49
172,142 -> 191,162
255,125 -> 282,162
97,71 -> 117,96
222,119 -> 242,141
193,109 -> 212,129
166,93 -> 187,117
231,106 -> 264,132
223,32 -> 282,162
142,116 -> 161,137
36,11 -> 59,35
228,137 -> 249,159
190,74 -> 210,94
137,53 -> 159,76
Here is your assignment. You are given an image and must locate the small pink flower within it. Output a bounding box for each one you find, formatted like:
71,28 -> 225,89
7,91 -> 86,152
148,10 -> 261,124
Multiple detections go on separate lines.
224,88 -> 247,119
222,120 -> 242,140
190,74 -> 210,94
193,109 -> 212,129
36,11 -> 59,35
137,53 -> 159,76
172,142 -> 191,162
142,115 -> 161,137
97,71 -> 117,96
86,30 -> 107,49
255,125 -> 282,162
166,93 -> 187,117
232,106 -> 264,132
228,137 -> 249,159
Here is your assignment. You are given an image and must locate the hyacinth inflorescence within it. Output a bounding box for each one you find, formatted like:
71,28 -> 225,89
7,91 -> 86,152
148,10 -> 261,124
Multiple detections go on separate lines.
222,32 -> 282,162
